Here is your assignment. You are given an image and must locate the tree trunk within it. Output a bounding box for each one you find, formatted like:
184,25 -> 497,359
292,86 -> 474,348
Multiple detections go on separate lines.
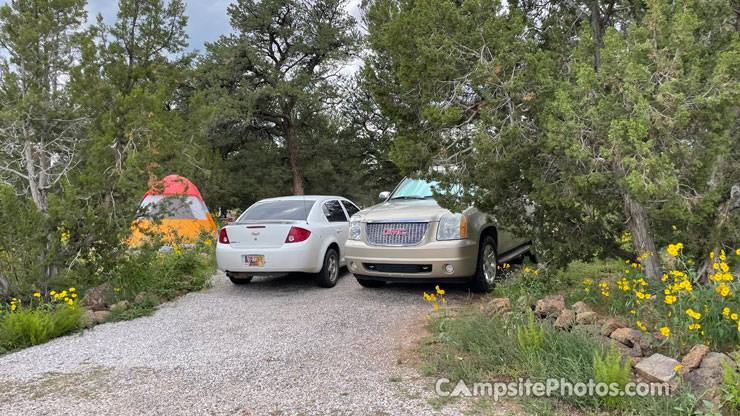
282,119 -> 305,196
590,0 -> 603,71
622,193 -> 661,280
697,184 -> 740,281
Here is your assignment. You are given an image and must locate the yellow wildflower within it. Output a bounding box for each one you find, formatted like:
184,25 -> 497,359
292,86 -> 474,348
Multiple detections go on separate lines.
723,308 -> 730,317
732,313 -> 739,321
674,365 -> 683,371
660,327 -> 670,337
33,293 -> 41,298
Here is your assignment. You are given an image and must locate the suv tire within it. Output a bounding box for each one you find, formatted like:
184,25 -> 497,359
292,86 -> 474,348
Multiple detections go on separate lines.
470,234 -> 498,292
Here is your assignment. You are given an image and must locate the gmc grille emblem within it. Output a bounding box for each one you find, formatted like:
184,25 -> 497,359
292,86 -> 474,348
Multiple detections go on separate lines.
383,228 -> 407,236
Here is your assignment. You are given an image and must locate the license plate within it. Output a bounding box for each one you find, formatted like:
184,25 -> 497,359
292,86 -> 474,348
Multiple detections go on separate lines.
244,255 -> 265,266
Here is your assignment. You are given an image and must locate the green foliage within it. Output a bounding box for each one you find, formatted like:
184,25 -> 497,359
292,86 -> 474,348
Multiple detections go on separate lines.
593,341 -> 631,408
0,304 -> 82,350
363,0 -> 740,274
516,309 -> 544,355
425,305 -> 700,412
720,360 -> 740,415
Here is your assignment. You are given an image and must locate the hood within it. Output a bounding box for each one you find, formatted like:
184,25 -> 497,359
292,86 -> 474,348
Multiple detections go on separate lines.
358,199 -> 451,222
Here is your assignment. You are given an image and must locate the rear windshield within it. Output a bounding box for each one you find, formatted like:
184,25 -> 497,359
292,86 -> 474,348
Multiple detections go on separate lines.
237,200 -> 316,222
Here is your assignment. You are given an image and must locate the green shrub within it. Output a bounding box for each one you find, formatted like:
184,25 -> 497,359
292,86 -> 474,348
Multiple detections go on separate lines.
593,341 -> 631,409
1,308 -> 50,347
517,309 -> 544,355
0,303 -> 82,350
721,361 -> 740,415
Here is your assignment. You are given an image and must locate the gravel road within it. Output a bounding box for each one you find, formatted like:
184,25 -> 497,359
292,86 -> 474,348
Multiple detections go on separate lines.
0,271 -> 474,415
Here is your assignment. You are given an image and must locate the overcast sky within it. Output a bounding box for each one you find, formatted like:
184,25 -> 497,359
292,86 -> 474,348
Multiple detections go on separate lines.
86,0 -> 364,54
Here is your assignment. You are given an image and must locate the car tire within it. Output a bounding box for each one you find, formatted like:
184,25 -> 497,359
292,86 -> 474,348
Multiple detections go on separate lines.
316,248 -> 340,288
469,234 -> 498,293
354,275 -> 386,288
228,275 -> 253,285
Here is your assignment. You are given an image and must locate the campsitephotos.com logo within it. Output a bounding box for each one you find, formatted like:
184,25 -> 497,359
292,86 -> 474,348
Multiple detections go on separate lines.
435,378 -> 671,401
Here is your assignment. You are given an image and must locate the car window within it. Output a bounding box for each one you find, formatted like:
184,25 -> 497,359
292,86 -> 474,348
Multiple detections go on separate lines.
341,200 -> 360,218
390,178 -> 462,200
322,200 -> 348,222
238,200 -> 316,222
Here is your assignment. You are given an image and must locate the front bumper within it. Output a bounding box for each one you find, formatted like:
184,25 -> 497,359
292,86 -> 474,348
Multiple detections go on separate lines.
344,238 -> 478,279
216,242 -> 322,274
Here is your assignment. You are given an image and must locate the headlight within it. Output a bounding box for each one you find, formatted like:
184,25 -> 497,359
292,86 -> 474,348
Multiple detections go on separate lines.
437,213 -> 467,240
349,216 -> 362,240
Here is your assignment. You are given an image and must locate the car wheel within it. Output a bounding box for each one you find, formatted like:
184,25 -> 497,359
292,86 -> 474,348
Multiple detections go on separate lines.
228,274 -> 253,285
469,234 -> 498,293
354,275 -> 386,288
316,248 -> 340,288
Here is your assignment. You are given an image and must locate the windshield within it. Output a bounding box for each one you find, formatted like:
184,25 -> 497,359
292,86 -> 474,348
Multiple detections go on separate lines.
237,200 -> 316,222
389,178 -> 461,200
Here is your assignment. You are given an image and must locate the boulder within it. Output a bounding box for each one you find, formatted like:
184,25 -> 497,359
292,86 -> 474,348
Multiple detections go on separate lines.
634,353 -> 680,383
572,301 -> 593,315
610,328 -> 647,356
134,292 -> 150,305
92,310 -> 111,325
600,318 -> 626,337
535,295 -> 568,317
554,309 -> 575,329
82,282 -> 114,311
700,352 -> 738,373
482,298 -> 512,316
572,324 -> 603,338
112,300 -> 129,312
576,311 -> 599,325
679,345 -> 710,375
684,353 -> 738,405
81,309 -> 96,328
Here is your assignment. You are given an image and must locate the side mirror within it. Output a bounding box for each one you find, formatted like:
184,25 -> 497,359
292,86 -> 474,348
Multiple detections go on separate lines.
378,191 -> 390,203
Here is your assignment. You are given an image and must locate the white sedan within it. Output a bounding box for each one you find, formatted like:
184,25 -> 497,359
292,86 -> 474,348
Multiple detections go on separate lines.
216,195 -> 361,288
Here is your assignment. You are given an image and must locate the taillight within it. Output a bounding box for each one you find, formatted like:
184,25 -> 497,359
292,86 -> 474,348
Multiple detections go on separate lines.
285,226 -> 311,243
219,228 -> 230,244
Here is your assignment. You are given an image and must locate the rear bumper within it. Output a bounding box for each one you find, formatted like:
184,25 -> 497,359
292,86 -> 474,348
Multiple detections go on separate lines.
344,239 -> 478,279
216,242 -> 322,274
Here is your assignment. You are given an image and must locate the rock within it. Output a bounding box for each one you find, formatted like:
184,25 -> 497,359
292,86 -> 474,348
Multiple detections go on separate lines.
610,328 -> 636,347
606,338 -> 643,358
535,295 -> 568,317
634,353 -> 680,383
554,309 -> 575,329
684,354 -> 738,406
572,324 -> 603,338
81,309 -> 96,328
700,352 -> 738,373
482,298 -> 512,316
680,345 -> 710,375
576,311 -> 599,325
600,318 -> 625,337
631,356 -> 645,366
134,292 -> 150,305
112,300 -> 129,312
572,301 -> 593,315
92,310 -> 111,325
82,282 -> 114,311
610,328 -> 647,356
174,290 -> 187,298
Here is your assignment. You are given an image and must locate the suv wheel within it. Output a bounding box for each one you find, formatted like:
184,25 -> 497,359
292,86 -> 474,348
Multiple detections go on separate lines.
316,248 -> 340,288
470,235 -> 497,292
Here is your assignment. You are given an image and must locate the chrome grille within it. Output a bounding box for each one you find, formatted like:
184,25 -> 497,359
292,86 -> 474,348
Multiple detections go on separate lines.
365,222 -> 429,246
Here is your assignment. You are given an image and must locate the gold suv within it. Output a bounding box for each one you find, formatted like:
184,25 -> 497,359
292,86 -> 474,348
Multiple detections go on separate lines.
345,178 -> 531,292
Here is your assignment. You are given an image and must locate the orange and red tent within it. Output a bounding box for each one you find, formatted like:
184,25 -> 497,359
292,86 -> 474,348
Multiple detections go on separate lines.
128,175 -> 217,246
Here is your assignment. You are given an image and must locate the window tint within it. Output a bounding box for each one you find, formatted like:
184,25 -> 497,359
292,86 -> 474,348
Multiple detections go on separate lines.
322,200 -> 348,222
238,200 -> 316,221
341,200 -> 360,218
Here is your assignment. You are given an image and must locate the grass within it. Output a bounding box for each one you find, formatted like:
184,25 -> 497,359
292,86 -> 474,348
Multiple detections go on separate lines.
420,304 -> 701,414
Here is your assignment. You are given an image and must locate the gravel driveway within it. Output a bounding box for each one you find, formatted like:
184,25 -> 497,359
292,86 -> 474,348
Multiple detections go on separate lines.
0,271 -> 472,415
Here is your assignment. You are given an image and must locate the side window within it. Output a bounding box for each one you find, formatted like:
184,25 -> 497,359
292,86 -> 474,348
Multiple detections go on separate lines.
322,200 -> 348,222
341,200 -> 360,218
